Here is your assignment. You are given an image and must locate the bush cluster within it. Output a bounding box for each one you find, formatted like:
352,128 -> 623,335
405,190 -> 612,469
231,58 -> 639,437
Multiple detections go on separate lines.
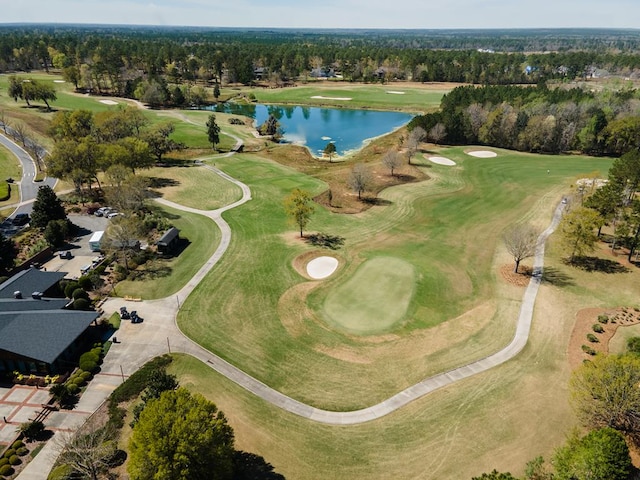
597,314 -> 609,324
0,464 -> 14,476
107,355 -> 172,430
587,333 -> 600,343
592,324 -> 605,333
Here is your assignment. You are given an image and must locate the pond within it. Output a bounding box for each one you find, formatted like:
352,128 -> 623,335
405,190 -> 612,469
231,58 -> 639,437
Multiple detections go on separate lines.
204,103 -> 413,156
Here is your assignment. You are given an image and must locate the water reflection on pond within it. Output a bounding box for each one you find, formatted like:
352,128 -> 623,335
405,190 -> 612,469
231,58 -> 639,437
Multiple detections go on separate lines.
202,103 -> 413,156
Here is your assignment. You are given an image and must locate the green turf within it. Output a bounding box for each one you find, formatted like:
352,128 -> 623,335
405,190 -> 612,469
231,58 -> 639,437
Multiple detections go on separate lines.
225,85 -> 447,113
0,143 -> 21,206
178,147 -> 614,410
610,323 -> 640,354
114,204 -> 220,300
323,256 -> 415,334
144,164 -> 243,210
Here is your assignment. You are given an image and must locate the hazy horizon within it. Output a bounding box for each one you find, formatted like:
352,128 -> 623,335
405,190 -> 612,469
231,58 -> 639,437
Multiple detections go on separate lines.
2,0 -> 640,30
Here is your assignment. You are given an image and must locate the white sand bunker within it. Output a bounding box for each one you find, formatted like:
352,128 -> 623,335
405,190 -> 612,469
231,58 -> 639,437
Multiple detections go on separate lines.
386,91 -> 405,94
99,99 -> 119,105
467,150 -> 497,158
428,156 -> 456,166
311,95 -> 352,101
306,256 -> 339,280
53,80 -> 65,83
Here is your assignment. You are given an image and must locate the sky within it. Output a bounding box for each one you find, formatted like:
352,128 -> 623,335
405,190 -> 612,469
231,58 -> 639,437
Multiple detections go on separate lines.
1,0 -> 639,30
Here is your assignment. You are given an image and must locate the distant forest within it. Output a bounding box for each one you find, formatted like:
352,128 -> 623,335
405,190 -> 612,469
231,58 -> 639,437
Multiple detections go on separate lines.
3,25 -> 640,92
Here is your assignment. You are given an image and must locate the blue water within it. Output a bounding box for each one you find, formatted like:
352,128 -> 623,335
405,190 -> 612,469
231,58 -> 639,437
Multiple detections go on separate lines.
205,103 -> 413,156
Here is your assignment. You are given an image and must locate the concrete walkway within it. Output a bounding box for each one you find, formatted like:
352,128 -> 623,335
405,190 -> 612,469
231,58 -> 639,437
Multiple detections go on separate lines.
96,173 -> 566,425
15,125 -> 566,473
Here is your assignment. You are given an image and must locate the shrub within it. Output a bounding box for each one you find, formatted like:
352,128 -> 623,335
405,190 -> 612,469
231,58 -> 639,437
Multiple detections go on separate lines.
66,383 -> 80,395
582,345 -> 596,355
627,337 -> 640,354
72,288 -> 89,300
81,351 -> 99,363
15,447 -> 28,456
10,441 -> 22,450
3,449 -> 15,459
64,281 -> 79,298
0,465 -> 14,476
73,298 -> 90,310
77,275 -> 93,290
19,420 -> 45,441
8,455 -> 20,466
597,314 -> 609,324
72,376 -> 86,387
79,359 -> 97,373
587,333 -> 599,343
0,458 -> 7,467
592,324 -> 605,333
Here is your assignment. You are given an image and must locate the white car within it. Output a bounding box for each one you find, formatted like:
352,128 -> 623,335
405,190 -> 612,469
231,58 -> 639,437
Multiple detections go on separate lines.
107,211 -> 122,219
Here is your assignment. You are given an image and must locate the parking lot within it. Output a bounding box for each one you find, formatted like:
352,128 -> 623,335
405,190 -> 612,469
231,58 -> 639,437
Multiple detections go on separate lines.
41,213 -> 109,279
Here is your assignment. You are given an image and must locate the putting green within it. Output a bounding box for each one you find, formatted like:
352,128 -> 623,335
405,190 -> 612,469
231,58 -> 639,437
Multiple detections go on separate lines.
322,257 -> 415,334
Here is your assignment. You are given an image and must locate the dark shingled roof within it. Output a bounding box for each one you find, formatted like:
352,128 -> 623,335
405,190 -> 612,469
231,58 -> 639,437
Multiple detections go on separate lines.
156,227 -> 180,247
0,269 -> 66,299
0,298 -> 69,312
0,310 -> 98,364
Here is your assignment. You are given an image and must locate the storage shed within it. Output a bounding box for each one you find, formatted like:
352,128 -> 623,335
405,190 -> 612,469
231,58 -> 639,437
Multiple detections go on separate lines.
156,227 -> 180,255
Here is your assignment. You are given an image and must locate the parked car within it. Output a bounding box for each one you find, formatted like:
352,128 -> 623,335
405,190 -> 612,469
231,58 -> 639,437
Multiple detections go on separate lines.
59,250 -> 73,259
94,207 -> 112,217
107,211 -> 121,219
12,213 -> 29,225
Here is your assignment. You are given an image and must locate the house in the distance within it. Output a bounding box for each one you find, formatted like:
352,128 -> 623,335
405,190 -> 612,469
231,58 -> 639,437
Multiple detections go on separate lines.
0,268 -> 100,374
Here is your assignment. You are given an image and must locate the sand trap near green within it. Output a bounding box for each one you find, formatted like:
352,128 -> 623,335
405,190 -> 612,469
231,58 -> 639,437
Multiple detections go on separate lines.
323,257 -> 415,335
428,156 -> 456,166
467,150 -> 497,158
307,256 -> 339,279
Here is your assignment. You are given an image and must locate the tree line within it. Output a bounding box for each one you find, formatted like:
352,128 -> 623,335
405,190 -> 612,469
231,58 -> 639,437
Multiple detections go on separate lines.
45,106 -> 182,196
4,27 -> 640,96
409,83 -> 640,156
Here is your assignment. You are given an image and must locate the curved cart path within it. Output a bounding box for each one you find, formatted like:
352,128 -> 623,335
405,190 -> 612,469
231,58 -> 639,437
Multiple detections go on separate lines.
100,163 -> 566,425
0,133 -> 56,215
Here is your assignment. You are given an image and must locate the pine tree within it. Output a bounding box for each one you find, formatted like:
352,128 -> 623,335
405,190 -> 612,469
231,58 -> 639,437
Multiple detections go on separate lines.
30,185 -> 66,229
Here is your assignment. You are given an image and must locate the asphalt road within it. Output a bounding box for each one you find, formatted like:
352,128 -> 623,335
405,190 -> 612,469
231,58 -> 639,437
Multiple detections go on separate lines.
0,132 -> 56,218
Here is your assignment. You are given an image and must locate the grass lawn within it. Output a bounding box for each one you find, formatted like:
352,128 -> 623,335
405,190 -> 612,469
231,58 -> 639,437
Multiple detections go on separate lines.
115,204 -> 220,300
178,147 -> 615,411
610,323 -> 640,354
323,256 -> 416,334
145,164 -> 243,210
0,143 -> 22,206
225,84 -> 449,113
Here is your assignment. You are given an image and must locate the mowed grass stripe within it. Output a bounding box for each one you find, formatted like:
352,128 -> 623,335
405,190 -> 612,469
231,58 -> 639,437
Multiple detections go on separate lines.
115,204 -> 221,300
323,257 -> 415,334
178,150 -> 614,410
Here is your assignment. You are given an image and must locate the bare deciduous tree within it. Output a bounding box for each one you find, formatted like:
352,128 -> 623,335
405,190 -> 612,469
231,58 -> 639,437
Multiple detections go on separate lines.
381,149 -> 402,176
56,419 -> 118,480
503,224 -> 539,273
405,126 -> 425,165
12,120 -> 28,147
428,123 -> 447,145
348,163 -> 372,200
